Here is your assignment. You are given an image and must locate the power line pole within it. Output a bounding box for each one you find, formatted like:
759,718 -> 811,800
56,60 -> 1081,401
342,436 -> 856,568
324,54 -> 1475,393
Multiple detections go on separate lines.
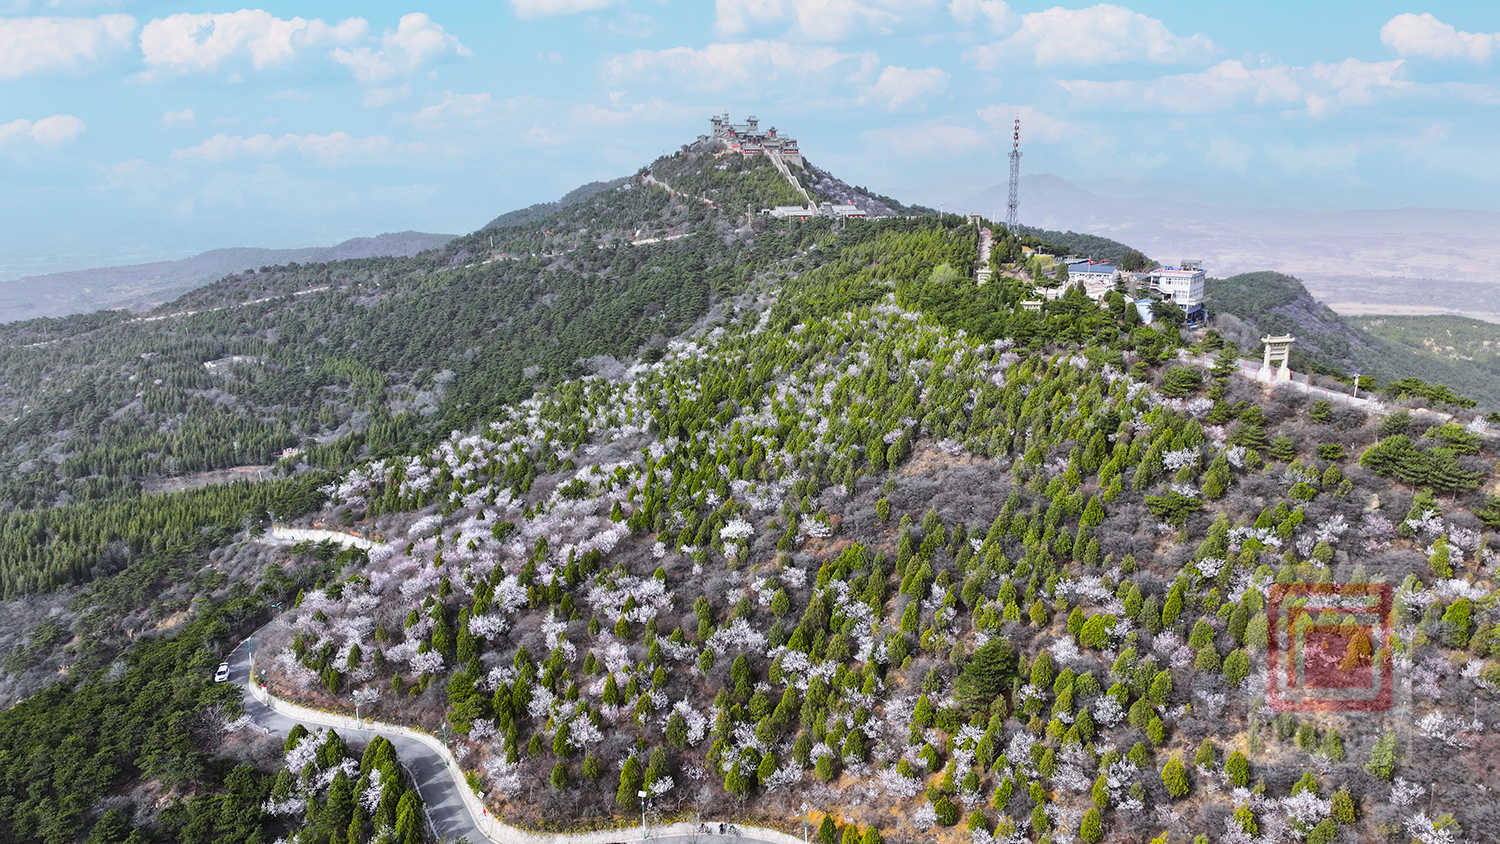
1007,117 -> 1022,232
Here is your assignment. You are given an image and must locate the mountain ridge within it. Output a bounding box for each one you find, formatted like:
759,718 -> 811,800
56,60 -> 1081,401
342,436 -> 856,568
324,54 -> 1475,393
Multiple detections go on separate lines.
0,230 -> 456,324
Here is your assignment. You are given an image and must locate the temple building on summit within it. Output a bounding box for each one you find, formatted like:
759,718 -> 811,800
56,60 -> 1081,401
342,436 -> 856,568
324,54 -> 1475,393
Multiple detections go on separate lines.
708,113 -> 803,167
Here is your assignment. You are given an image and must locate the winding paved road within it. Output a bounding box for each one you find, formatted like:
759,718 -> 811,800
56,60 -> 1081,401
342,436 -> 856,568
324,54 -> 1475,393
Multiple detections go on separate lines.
229,631 -> 804,844
230,633 -> 487,843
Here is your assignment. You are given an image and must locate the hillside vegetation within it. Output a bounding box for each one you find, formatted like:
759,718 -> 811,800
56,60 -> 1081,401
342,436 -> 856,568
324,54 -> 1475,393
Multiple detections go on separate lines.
1,138 -> 1497,844
247,217 -> 1497,843
1350,313 -> 1500,386
1015,227 -> 1144,266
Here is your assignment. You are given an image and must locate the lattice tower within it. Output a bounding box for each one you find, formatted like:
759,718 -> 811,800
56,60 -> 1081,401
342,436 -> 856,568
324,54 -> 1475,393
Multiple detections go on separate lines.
1006,117 -> 1021,231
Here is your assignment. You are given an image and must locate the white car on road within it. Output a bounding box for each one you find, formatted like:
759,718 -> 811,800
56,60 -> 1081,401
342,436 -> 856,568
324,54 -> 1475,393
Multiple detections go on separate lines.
214,662 -> 230,683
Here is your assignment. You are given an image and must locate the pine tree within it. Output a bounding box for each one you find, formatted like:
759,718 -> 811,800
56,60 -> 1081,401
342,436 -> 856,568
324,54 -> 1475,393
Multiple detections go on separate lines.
934,794 -> 959,826
1306,818 -> 1338,844
1430,536 -> 1454,579
321,770 -> 354,842
616,756 -> 643,811
815,753 -> 837,782
724,759 -> 750,797
1225,749 -> 1250,787
1148,670 -> 1173,705
393,791 -> 422,844
1222,648 -> 1250,686
1366,730 -> 1397,780
1161,588 -> 1183,628
1234,805 -> 1258,835
1442,598 -> 1473,647
956,638 -> 1017,708
757,751 -> 777,784
1160,753 -> 1190,799
1330,788 -> 1356,824
1194,739 -> 1216,769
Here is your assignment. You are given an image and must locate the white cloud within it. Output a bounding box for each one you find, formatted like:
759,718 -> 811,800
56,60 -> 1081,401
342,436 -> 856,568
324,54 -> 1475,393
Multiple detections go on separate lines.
140,10 -> 365,74
1304,58 -> 1407,116
968,4 -> 1213,68
1059,58 -> 1406,116
1059,60 -> 1297,111
607,11 -> 655,39
361,85 -> 411,108
401,92 -> 558,134
862,122 -> 985,158
0,114 -> 86,149
522,127 -> 567,147
1381,13 -> 1497,63
868,66 -> 950,110
714,0 -> 936,41
171,132 -> 402,166
162,108 -> 195,128
976,104 -> 1076,142
570,98 -> 698,126
331,13 -> 469,85
605,40 -> 877,92
948,0 -> 1011,33
0,15 -> 135,80
511,0 -> 620,18
409,92 -> 496,127
1206,136 -> 1251,171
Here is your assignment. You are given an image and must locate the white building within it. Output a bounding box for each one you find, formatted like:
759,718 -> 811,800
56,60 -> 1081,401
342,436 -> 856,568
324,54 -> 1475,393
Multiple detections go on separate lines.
765,205 -> 816,219
1147,263 -> 1207,320
1066,260 -> 1120,301
762,202 -> 865,220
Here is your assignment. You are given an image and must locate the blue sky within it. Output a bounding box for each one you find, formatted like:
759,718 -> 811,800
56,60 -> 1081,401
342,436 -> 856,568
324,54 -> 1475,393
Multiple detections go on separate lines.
2,1 -> 1498,278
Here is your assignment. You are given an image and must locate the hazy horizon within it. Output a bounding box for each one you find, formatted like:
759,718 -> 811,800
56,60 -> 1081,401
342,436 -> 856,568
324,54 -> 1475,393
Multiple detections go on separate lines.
6,3 -> 1500,279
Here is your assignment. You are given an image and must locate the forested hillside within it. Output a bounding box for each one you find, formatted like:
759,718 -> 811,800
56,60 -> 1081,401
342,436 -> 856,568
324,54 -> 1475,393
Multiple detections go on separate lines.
482,178 -> 629,230
0,145 -> 947,842
2,136 -> 1497,844
1207,271 -> 1498,405
248,214 -> 1496,842
1350,314 -> 1500,393
0,162 -> 855,597
1015,227 -> 1144,266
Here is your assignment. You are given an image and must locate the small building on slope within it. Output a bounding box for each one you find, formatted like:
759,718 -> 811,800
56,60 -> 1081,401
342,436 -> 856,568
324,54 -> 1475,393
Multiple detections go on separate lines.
1066,260 -> 1121,301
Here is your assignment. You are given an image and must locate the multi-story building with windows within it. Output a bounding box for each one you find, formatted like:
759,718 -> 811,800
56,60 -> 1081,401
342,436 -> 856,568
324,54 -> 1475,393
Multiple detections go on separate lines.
1147,262 -> 1207,322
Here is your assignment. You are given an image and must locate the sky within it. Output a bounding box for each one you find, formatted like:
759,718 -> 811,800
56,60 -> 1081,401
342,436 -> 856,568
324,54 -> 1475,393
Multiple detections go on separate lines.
3,1 -> 1499,278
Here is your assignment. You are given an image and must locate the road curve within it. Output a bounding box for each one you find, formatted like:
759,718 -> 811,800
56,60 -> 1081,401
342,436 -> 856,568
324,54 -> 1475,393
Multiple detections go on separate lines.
230,633 -> 489,843
228,632 -> 805,844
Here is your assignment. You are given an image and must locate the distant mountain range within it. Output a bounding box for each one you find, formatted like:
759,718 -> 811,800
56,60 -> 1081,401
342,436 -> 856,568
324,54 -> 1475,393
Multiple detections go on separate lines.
0,231 -> 455,324
966,174 -> 1500,323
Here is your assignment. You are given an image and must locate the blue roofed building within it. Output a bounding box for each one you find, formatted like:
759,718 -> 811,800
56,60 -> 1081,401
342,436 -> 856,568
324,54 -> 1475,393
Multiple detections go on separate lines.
1065,259 -> 1120,301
